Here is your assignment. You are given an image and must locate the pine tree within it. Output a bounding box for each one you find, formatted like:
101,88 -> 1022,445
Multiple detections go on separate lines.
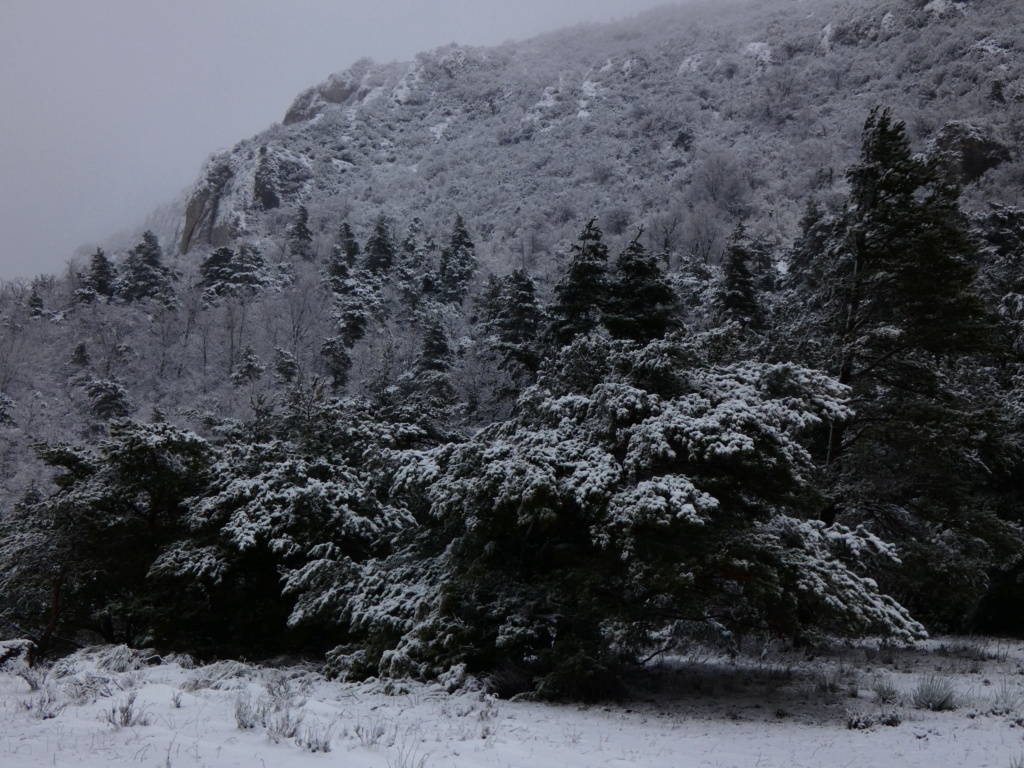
384,332 -> 923,696
547,220 -> 611,348
785,109 -> 1014,628
477,270 -> 545,381
84,248 -> 116,299
337,222 -> 361,267
200,244 -> 270,297
604,235 -> 680,343
116,231 -> 175,304
230,344 -> 265,387
437,215 -> 477,304
287,205 -> 314,261
363,214 -> 396,275
714,224 -> 767,332
0,422 -> 212,652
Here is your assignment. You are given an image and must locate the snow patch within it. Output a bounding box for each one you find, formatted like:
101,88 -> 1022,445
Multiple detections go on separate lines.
678,54 -> 704,73
392,66 -> 423,104
820,24 -> 834,53
924,0 -> 967,16
743,42 -> 772,65
429,120 -> 450,143
974,38 -> 1010,57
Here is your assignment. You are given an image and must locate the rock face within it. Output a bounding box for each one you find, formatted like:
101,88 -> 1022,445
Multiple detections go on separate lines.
179,146 -> 312,254
179,157 -> 235,254
930,122 -> 1012,186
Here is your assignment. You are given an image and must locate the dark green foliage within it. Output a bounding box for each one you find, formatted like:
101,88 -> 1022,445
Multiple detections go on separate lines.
199,244 -> 269,297
116,231 -> 175,304
287,205 -> 314,261
783,108 -> 1014,629
715,224 -> 767,331
320,337 -> 352,391
82,377 -> 133,420
437,215 -> 477,304
363,214 -> 396,275
477,269 -> 545,382
230,344 -> 264,386
0,422 -> 213,654
385,333 -> 922,696
547,220 -> 611,347
337,222 -> 361,266
604,235 -> 680,343
82,248 -> 116,300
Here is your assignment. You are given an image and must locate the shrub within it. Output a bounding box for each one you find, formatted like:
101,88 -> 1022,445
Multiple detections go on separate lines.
912,674 -> 958,711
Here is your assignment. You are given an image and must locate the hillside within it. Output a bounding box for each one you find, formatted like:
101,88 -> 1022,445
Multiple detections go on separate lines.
1,0 -> 1023,698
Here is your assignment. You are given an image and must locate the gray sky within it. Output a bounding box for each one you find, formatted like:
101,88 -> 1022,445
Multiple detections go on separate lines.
0,0 -> 672,281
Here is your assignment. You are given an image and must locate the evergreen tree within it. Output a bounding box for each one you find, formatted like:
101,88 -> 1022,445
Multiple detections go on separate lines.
287,205 -> 314,261
547,220 -> 611,348
337,222 -> 361,267
784,109 -> 1015,628
0,421 -> 212,654
199,244 -> 270,297
477,269 -> 545,381
437,215 -> 477,305
604,234 -> 680,343
715,224 -> 767,331
230,344 -> 265,387
382,333 -> 922,696
319,337 -> 352,392
363,214 -> 396,275
116,231 -> 175,304
80,248 -> 116,301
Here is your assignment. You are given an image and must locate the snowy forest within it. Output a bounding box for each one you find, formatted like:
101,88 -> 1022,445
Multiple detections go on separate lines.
3,0 -> 1024,700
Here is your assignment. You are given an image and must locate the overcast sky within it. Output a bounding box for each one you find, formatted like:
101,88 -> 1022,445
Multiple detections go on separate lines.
0,0 -> 675,281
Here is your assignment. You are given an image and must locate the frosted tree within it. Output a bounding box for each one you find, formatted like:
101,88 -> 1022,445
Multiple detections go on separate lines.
782,109 -> 1017,628
436,215 -> 477,305
547,220 -> 611,348
377,332 -> 923,696
116,231 -> 175,305
0,421 -> 212,653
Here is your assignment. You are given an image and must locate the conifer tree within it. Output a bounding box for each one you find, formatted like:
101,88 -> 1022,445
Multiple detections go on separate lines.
604,235 -> 680,343
116,231 -> 175,304
287,205 -> 314,261
547,220 -> 611,348
478,269 -> 545,380
785,108 -> 1014,628
437,215 -> 477,305
337,222 -> 361,267
363,214 -> 396,275
199,244 -> 270,297
715,224 -> 767,332
84,248 -> 116,299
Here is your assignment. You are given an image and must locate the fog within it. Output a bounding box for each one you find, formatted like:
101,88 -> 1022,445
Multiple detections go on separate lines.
0,0 -> 674,280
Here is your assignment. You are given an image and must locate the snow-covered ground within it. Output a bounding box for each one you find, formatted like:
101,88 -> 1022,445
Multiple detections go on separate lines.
1,639 -> 1023,767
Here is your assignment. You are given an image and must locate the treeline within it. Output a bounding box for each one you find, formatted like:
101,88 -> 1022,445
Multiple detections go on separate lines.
2,110 -> 1024,699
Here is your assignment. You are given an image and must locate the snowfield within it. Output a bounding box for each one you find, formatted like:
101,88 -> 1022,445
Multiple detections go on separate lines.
1,640 -> 1023,767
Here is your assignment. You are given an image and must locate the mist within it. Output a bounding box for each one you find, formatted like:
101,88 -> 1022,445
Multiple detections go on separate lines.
0,0 -> 674,281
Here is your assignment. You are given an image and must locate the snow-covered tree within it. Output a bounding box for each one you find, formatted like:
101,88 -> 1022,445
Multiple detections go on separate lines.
116,231 -> 175,305
372,332 -> 923,696
0,421 -> 212,653
547,220 -> 611,348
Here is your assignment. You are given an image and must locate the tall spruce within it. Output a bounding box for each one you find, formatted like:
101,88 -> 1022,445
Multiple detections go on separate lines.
116,231 -> 175,304
547,220 -> 611,348
786,109 -> 1015,628
604,235 -> 680,343
363,214 -> 396,275
437,215 -> 477,304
